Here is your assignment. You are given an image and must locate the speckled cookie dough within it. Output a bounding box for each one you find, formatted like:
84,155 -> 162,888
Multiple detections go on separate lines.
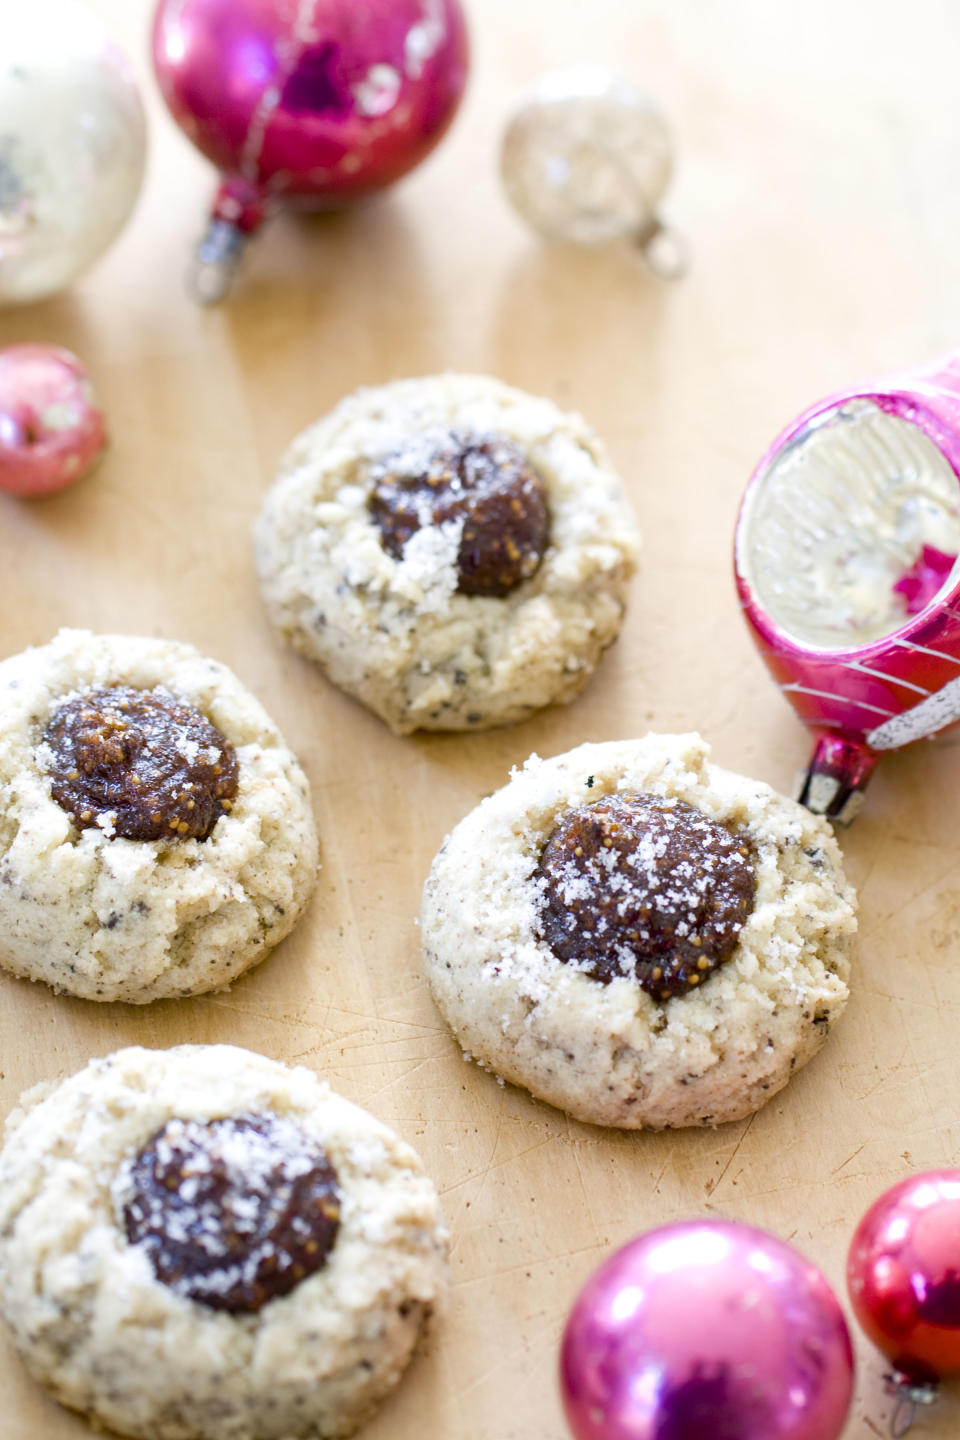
0,629 -> 318,1003
0,1046 -> 448,1440
421,734 -> 857,1129
253,374 -> 639,734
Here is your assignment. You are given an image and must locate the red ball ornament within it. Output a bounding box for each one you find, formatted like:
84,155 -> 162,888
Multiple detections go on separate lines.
0,345 -> 107,497
848,1170 -> 960,1432
152,0 -> 470,302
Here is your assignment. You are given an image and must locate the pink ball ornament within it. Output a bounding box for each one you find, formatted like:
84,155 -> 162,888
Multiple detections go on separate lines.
152,0 -> 470,302
0,344 -> 106,497
560,1220 -> 854,1440
848,1170 -> 960,1431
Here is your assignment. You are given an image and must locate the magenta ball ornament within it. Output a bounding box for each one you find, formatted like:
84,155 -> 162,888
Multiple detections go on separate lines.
560,1220 -> 854,1440
152,0 -> 470,302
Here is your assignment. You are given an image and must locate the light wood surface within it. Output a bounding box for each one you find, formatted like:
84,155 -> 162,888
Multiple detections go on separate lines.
4,2 -> 960,1436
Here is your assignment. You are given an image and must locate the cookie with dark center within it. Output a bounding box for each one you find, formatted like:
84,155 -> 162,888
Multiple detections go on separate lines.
367,428 -> 549,597
122,1114 -> 341,1313
43,686 -> 239,841
535,793 -> 756,999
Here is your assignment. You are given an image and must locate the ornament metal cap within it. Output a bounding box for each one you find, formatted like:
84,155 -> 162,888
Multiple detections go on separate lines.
735,353 -> 960,821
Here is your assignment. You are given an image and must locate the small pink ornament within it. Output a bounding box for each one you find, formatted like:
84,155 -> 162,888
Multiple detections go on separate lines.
0,344 -> 107,496
152,0 -> 470,302
848,1170 -> 960,1436
736,352 -> 960,820
560,1219 -> 854,1440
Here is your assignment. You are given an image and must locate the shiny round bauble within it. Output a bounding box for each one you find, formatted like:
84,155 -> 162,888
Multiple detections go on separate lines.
560,1220 -> 854,1440
0,345 -> 106,497
848,1170 -> 960,1383
735,350 -> 960,823
501,66 -> 683,275
0,1 -> 146,305
152,0 -> 469,298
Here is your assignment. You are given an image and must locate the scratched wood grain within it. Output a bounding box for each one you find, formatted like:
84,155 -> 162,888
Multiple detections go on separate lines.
3,2 -> 960,1436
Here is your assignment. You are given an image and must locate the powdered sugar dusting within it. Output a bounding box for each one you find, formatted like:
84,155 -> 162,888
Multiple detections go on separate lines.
367,427 -> 550,601
117,1113 -> 341,1313
393,519 -> 463,611
535,792 -> 756,999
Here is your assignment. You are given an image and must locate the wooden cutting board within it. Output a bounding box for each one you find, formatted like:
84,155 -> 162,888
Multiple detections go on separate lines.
3,2 -> 960,1435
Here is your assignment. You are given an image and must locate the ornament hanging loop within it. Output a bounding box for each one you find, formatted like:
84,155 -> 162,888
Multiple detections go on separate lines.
891,1393 -> 916,1439
634,216 -> 689,281
885,1371 -> 939,1437
190,221 -> 248,306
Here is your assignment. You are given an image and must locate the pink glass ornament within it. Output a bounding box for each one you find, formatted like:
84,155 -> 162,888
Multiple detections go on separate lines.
848,1171 -> 960,1435
152,0 -> 470,302
0,344 -> 106,497
735,352 -> 960,820
560,1219 -> 854,1440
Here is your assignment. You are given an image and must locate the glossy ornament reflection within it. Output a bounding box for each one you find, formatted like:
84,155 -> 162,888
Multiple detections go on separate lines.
152,0 -> 469,303
848,1170 -> 960,1436
0,1 -> 146,305
0,346 -> 106,497
500,67 -> 687,278
560,1219 -> 854,1440
735,352 -> 960,821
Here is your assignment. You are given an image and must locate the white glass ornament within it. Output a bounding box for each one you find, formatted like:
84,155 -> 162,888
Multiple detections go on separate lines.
500,66 -> 687,278
0,1 -> 146,305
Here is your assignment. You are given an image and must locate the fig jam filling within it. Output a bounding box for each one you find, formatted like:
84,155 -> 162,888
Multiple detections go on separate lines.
43,686 -> 238,841
367,428 -> 549,598
122,1114 -> 342,1313
535,793 -> 756,1000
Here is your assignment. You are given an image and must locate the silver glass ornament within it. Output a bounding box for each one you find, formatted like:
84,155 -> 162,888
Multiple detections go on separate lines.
500,66 -> 686,278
